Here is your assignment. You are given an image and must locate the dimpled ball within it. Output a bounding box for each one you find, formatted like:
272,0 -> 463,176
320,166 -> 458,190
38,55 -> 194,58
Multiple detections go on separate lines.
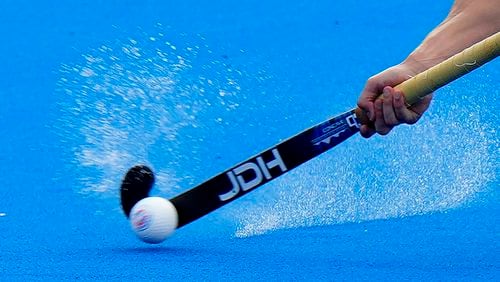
129,197 -> 178,244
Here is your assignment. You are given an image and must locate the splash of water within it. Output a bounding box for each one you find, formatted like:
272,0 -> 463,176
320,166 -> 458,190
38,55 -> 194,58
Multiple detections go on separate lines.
55,25 -> 497,237
56,25 -> 257,195
235,83 -> 498,237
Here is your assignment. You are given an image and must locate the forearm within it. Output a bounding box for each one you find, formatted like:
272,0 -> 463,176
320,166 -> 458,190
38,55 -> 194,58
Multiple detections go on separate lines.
403,0 -> 500,72
356,0 -> 499,137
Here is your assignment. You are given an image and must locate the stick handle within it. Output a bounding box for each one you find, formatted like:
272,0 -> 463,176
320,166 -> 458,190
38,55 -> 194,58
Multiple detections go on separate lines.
356,32 -> 500,123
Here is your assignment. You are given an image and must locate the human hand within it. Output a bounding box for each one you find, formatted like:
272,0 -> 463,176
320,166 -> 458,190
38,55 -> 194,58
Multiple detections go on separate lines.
357,64 -> 433,138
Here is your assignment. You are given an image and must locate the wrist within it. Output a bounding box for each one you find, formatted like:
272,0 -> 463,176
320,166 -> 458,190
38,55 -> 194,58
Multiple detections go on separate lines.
399,56 -> 431,75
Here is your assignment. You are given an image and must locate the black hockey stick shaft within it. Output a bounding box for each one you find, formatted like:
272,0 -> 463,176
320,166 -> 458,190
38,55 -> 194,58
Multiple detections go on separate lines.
170,32 -> 500,228
171,110 -> 360,227
120,32 -> 499,228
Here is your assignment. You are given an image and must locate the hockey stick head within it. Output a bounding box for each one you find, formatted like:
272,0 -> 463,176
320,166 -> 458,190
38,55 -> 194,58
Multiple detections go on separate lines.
120,165 -> 155,218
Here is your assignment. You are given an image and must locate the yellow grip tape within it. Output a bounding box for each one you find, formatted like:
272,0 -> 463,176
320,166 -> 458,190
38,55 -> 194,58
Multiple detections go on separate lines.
396,32 -> 500,105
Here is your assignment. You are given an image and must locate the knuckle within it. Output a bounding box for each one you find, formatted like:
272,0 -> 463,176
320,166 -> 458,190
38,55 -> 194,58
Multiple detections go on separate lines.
361,126 -> 376,138
366,76 -> 377,85
378,129 -> 390,136
375,124 -> 392,135
365,77 -> 381,90
386,119 -> 399,126
360,131 -> 372,138
357,100 -> 367,108
406,117 -> 420,125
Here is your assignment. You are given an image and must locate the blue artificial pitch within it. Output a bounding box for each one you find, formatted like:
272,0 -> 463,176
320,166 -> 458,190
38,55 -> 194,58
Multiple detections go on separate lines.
0,0 -> 498,280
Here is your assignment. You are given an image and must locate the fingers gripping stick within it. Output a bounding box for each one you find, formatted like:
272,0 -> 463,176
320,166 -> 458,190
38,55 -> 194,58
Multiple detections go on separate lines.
119,32 -> 499,235
355,32 -> 500,124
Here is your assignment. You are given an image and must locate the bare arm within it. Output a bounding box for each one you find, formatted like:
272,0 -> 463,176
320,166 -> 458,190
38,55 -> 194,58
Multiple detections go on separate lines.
405,0 -> 500,71
357,0 -> 500,137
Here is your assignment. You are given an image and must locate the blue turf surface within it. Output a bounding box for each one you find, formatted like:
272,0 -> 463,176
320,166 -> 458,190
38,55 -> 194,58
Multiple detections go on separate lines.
1,0 -> 499,280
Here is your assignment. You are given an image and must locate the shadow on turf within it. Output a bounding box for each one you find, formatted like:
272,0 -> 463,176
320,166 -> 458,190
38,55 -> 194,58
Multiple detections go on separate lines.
112,246 -> 203,256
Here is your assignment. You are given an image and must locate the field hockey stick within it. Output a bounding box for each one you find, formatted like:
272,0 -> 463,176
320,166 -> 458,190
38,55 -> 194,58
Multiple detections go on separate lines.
121,32 -> 499,229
